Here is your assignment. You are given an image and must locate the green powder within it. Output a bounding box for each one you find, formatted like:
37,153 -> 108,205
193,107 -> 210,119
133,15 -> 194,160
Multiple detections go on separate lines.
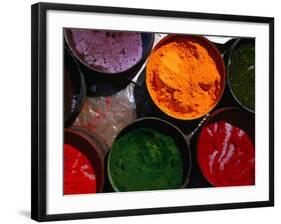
109,128 -> 183,191
228,41 -> 255,111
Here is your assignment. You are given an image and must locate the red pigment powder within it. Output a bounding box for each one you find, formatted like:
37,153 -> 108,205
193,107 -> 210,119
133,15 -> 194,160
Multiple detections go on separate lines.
64,144 -> 96,195
197,121 -> 255,186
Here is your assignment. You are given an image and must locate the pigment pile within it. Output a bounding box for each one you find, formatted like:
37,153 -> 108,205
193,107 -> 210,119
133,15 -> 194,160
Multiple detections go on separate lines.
69,29 -> 143,73
146,36 -> 224,120
109,128 -> 184,191
197,119 -> 255,186
64,143 -> 97,195
228,41 -> 255,111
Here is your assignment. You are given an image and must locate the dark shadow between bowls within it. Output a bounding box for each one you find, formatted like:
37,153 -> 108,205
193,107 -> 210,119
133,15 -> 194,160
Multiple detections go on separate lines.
64,48 -> 86,127
86,77 -> 132,97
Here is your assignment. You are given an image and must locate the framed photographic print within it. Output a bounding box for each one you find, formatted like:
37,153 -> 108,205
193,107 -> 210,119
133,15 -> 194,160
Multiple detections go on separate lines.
31,2 -> 274,222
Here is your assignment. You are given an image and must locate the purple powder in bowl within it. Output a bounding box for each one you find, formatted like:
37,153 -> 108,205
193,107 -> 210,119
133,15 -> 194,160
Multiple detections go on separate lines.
69,29 -> 143,74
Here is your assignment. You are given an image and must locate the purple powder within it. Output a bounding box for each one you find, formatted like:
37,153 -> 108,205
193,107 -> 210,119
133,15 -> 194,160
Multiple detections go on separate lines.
69,29 -> 143,73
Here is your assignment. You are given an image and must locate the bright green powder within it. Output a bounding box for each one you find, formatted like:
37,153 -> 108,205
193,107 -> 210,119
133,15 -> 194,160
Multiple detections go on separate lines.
109,128 -> 183,192
228,41 -> 255,111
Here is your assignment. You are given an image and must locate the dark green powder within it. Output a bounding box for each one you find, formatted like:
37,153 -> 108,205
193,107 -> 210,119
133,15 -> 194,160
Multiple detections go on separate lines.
109,128 -> 183,192
228,41 -> 255,111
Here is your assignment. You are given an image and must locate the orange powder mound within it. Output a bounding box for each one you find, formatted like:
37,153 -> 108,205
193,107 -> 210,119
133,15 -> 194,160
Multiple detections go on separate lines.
146,36 -> 223,119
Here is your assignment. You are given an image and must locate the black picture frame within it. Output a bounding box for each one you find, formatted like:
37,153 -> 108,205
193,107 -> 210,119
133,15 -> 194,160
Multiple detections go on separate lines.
31,2 -> 274,222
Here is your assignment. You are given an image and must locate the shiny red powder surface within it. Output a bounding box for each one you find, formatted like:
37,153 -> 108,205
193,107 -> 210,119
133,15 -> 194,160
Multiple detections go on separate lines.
198,121 -> 255,186
64,144 -> 97,195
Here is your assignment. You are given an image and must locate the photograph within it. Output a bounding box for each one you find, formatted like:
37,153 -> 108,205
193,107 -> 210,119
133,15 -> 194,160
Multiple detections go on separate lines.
63,29 -> 256,194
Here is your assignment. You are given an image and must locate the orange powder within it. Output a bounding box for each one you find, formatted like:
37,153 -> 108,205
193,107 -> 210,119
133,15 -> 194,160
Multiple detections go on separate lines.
146,36 -> 224,120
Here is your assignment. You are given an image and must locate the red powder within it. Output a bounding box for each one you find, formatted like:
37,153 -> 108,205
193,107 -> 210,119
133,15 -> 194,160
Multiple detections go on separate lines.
197,121 -> 255,186
64,144 -> 97,195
